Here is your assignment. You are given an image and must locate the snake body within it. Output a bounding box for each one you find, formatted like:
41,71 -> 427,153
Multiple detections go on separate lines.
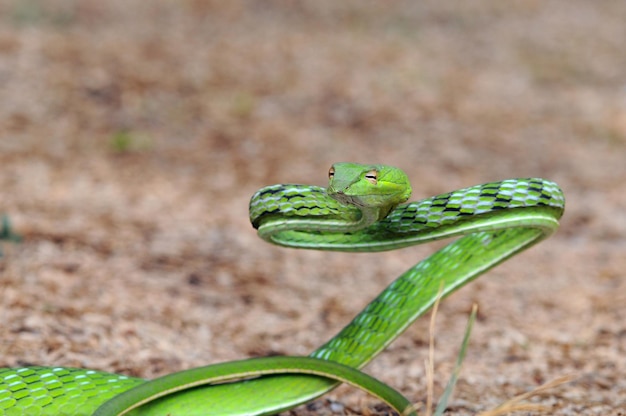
0,163 -> 564,415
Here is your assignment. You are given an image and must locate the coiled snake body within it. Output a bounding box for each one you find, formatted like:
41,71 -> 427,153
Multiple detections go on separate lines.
0,163 -> 565,415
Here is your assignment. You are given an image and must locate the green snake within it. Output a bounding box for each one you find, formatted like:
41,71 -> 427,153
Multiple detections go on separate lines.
0,163 -> 565,415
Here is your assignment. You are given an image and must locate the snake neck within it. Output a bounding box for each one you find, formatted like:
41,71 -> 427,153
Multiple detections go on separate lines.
346,205 -> 381,231
326,184 -> 400,225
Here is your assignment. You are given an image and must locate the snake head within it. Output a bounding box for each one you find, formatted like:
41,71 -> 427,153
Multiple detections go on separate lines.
327,163 -> 412,216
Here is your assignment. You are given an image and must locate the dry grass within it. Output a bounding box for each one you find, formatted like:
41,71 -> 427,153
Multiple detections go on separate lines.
477,374 -> 578,416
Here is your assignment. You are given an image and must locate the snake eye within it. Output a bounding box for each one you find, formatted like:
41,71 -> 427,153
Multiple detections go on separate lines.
365,170 -> 377,185
328,167 -> 335,179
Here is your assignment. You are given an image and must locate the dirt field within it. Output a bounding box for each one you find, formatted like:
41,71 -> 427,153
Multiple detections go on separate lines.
1,1 -> 625,415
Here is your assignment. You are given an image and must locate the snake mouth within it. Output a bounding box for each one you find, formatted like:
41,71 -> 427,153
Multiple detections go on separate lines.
328,189 -> 362,206
328,190 -> 348,204
331,192 -> 371,208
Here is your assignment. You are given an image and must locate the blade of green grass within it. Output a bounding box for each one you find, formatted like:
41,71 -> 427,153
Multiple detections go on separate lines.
433,304 -> 477,416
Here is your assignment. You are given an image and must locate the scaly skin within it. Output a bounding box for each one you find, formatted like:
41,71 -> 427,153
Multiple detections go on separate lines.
0,163 -> 565,416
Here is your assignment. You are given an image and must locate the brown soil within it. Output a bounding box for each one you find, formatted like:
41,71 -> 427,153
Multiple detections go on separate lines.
1,1 -> 625,415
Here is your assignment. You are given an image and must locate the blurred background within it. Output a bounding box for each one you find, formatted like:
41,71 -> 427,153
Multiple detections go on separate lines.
0,1 -> 624,414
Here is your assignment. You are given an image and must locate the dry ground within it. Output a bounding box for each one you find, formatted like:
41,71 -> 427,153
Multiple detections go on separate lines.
1,1 -> 625,415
